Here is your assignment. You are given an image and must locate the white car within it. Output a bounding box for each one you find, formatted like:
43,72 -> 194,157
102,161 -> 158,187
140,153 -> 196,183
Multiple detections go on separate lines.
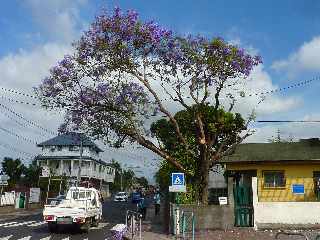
114,192 -> 128,202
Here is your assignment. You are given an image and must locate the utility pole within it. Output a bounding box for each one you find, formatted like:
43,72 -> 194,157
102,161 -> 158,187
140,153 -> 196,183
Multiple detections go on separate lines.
120,169 -> 123,192
77,134 -> 83,187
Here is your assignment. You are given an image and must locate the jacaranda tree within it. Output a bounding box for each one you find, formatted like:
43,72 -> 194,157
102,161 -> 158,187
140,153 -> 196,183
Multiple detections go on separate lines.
36,7 -> 262,204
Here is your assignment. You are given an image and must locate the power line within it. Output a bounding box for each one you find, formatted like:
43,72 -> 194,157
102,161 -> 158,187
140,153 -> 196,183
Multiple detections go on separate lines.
0,109 -> 51,139
158,76 -> 320,102
0,140 -> 34,157
0,103 -> 56,136
0,95 -> 38,106
1,75 -> 319,107
0,125 -> 38,145
0,86 -> 37,99
257,120 -> 320,123
246,76 -> 320,97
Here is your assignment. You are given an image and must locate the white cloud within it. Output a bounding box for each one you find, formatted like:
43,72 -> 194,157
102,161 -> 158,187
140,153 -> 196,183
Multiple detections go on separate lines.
0,43 -> 71,91
24,0 -> 87,43
228,65 -> 301,116
272,36 -> 320,75
0,43 -> 71,163
246,116 -> 320,143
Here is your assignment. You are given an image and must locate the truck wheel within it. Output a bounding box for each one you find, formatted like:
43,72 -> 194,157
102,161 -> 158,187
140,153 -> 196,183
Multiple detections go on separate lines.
80,219 -> 91,233
91,217 -> 99,227
48,222 -> 58,233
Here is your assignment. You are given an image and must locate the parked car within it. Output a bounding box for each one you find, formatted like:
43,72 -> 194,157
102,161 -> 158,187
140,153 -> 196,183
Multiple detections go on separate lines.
131,192 -> 141,203
48,195 -> 65,206
114,192 -> 128,202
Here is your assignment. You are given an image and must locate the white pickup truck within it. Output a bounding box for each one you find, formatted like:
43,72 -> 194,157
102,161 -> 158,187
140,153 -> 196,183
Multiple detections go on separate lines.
43,187 -> 102,232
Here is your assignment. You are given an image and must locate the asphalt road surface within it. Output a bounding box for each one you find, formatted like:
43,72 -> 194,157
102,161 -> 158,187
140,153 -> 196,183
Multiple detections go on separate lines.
0,199 -> 140,240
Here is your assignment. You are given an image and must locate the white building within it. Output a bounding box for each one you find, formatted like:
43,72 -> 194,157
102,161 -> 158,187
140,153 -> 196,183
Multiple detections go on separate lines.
35,132 -> 115,197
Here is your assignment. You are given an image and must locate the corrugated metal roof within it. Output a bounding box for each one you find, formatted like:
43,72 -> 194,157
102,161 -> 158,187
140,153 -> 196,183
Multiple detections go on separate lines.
37,132 -> 103,152
220,138 -> 320,163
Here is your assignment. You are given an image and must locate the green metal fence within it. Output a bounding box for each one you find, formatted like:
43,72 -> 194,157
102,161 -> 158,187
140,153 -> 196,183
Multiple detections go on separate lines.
181,210 -> 195,240
233,184 -> 253,227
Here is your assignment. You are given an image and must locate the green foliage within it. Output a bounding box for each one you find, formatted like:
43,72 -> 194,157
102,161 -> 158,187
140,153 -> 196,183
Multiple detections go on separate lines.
153,105 -> 245,203
135,176 -> 149,189
1,157 -> 25,187
109,159 -> 138,192
23,160 -> 41,187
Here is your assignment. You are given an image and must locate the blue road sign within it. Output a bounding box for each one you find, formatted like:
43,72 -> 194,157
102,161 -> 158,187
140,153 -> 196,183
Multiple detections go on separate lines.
171,172 -> 185,186
292,184 -> 304,194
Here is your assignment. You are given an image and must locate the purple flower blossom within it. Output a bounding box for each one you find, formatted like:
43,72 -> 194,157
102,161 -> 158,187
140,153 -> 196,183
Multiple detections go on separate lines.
36,6 -> 263,137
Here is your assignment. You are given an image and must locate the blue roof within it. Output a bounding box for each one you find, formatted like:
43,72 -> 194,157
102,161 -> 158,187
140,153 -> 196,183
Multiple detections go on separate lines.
37,132 -> 103,152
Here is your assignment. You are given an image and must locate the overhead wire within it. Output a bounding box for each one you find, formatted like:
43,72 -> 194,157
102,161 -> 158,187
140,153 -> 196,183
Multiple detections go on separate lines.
0,103 -> 56,136
0,86 -> 38,99
1,76 -> 320,107
0,140 -> 34,157
0,109 -> 51,139
0,125 -> 38,145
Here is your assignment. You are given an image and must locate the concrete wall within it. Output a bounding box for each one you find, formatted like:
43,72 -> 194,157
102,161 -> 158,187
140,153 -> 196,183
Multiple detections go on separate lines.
171,204 -> 234,231
170,178 -> 234,231
252,177 -> 320,229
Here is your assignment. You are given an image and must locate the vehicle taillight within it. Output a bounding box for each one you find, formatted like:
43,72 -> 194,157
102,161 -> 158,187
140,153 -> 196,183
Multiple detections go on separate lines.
74,217 -> 86,223
44,215 -> 54,221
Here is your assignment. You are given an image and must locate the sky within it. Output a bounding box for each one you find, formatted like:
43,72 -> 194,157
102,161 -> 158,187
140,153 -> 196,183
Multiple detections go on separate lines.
1,0 -> 320,182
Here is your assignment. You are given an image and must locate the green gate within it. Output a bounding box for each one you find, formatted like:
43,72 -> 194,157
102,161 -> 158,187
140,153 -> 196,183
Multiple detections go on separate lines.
233,184 -> 253,227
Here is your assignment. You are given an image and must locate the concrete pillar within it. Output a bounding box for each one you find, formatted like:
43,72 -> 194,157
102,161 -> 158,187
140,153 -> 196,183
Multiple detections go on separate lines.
90,161 -> 93,178
71,160 -> 74,176
227,177 -> 234,207
60,160 -> 63,176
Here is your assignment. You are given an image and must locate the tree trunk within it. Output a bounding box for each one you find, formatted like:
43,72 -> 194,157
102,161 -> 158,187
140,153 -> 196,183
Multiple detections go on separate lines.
197,144 -> 210,205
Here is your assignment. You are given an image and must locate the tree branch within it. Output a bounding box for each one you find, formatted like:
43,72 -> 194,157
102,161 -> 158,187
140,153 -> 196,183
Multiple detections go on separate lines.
131,70 -> 193,155
133,133 -> 190,174
196,113 -> 206,145
201,81 -> 209,104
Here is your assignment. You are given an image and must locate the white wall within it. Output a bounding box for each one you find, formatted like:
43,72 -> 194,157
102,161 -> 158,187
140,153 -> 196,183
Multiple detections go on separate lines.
252,177 -> 320,227
37,158 -> 115,183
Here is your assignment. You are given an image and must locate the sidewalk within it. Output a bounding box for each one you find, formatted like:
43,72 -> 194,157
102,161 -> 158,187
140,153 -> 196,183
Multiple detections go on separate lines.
140,204 -> 173,240
0,208 -> 42,221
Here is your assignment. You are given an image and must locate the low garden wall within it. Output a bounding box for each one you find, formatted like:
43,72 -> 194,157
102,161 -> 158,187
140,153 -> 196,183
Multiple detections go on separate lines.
252,177 -> 320,229
170,203 -> 234,231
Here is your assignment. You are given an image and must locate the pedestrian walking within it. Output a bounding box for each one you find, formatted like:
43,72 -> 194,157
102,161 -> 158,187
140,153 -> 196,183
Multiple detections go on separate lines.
138,195 -> 147,220
154,189 -> 161,216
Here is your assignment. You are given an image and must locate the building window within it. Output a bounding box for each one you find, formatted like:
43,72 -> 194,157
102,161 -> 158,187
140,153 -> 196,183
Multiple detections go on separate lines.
50,146 -> 55,152
57,146 -> 62,151
263,171 -> 286,188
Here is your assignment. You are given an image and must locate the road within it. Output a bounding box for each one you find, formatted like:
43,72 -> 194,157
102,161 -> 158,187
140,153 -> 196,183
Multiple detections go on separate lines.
0,199 -> 140,240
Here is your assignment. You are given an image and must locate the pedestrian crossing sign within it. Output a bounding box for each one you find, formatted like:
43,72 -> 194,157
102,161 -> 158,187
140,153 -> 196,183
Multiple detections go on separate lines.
171,173 -> 185,186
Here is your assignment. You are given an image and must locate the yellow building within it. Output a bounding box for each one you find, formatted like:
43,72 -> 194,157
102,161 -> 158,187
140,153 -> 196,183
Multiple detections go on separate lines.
221,138 -> 320,229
